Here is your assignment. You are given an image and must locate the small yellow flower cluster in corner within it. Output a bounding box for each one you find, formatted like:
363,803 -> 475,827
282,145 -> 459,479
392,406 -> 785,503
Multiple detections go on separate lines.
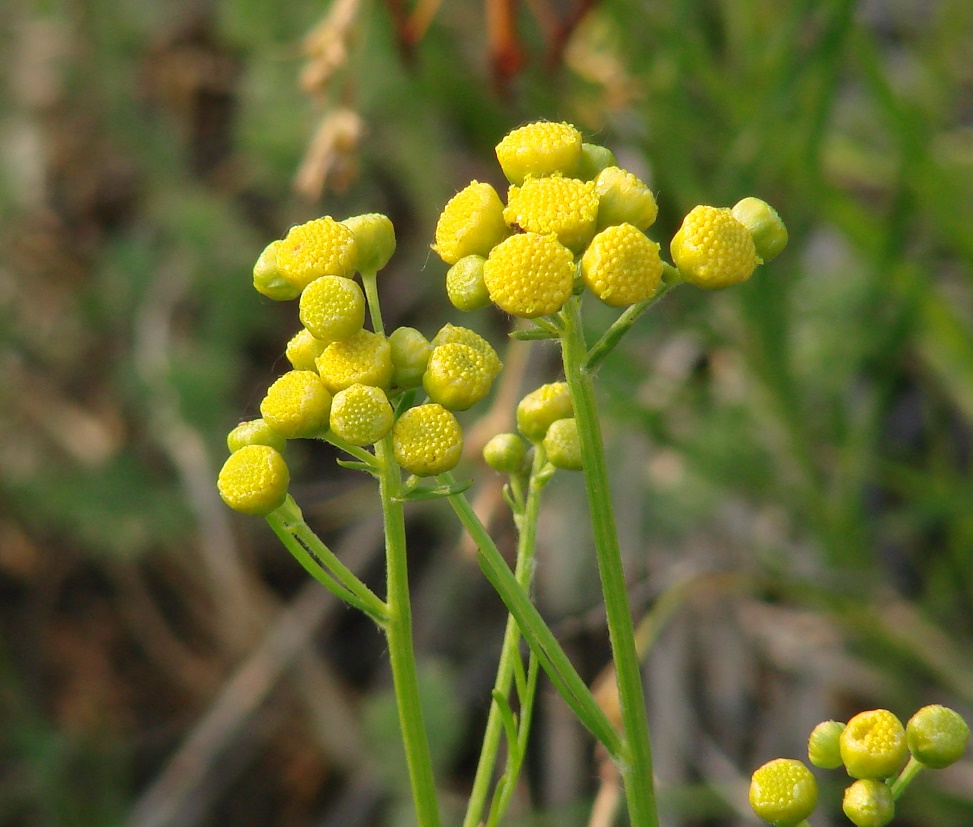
219,214 -> 504,515
750,705 -> 970,827
433,120 -> 788,319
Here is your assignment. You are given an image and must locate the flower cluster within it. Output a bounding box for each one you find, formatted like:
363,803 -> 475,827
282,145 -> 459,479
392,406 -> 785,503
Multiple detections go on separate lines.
219,214 -> 503,515
750,705 -> 969,827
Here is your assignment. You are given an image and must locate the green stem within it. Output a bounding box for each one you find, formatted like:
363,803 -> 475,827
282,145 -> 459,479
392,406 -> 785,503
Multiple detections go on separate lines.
361,269 -> 385,335
889,755 -> 924,799
462,450 -> 551,827
376,437 -> 442,827
560,295 -> 659,827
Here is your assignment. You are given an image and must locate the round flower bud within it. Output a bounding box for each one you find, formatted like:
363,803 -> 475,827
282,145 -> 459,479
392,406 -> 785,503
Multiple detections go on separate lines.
260,370 -> 333,439
840,709 -> 909,780
227,418 -> 287,454
253,240 -> 301,301
594,167 -> 658,231
433,182 -> 509,265
431,324 -> 502,380
576,143 -> 617,181
299,275 -> 366,342
749,758 -> 818,827
670,205 -> 760,289
392,403 -> 464,476
842,779 -> 894,827
808,720 -> 846,769
285,328 -> 329,372
544,417 -> 583,471
423,343 -> 496,411
218,445 -> 290,516
446,255 -> 491,311
483,432 -> 528,474
504,175 -> 599,252
483,232 -> 576,318
341,213 -> 396,272
316,329 -> 394,393
329,383 -> 394,446
516,382 -> 573,443
581,223 -> 663,307
495,121 -> 583,185
732,197 -> 788,263
389,326 -> 432,389
906,704 -> 970,769
275,217 -> 359,293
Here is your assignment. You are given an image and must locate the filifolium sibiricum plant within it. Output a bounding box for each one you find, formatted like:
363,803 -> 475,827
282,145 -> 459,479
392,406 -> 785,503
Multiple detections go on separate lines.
217,121 -> 968,827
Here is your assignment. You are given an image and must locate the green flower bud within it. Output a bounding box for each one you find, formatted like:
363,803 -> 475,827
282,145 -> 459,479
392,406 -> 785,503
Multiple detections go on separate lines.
516,382 -> 573,443
433,181 -> 509,265
842,779 -> 894,827
749,758 -> 818,827
576,142 -> 617,181
389,326 -> 432,389
329,383 -> 394,446
808,720 -> 846,769
446,255 -> 491,311
316,329 -> 394,394
227,418 -> 287,454
260,370 -> 333,439
483,432 -> 528,474
423,343 -> 497,411
217,445 -> 290,516
299,275 -> 366,342
840,709 -> 909,780
732,197 -> 788,263
285,328 -> 329,372
594,167 -> 658,231
341,213 -> 396,272
253,240 -> 300,301
495,121 -> 583,185
392,403 -> 464,476
543,417 -> 582,471
906,704 -> 970,769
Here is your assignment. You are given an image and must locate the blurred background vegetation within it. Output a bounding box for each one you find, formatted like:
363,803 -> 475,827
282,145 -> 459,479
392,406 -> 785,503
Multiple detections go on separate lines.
1,0 -> 973,824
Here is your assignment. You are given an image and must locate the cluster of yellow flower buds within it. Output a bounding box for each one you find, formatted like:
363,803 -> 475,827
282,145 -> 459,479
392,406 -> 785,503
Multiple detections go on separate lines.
433,121 -> 787,320
219,213 -> 504,515
750,705 -> 969,827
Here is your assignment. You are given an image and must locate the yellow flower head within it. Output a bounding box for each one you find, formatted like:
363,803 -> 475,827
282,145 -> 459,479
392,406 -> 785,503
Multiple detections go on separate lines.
285,328 -> 328,372
504,175 -> 599,252
840,709 -> 908,780
392,403 -> 464,476
482,232 -> 575,318
670,205 -> 760,289
275,217 -> 359,293
299,275 -> 366,342
423,343 -> 497,411
594,167 -> 658,231
217,444 -> 290,516
495,121 -> 583,185
329,383 -> 394,446
581,223 -> 663,307
431,324 -> 502,380
316,329 -> 394,394
433,182 -> 509,265
516,381 -> 573,443
749,759 -> 818,827
260,370 -> 333,439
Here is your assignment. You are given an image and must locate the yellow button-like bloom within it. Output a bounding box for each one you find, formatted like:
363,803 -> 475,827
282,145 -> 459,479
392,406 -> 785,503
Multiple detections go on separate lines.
316,329 -> 394,394
840,709 -> 908,780
275,217 -> 359,293
670,205 -> 760,289
423,343 -> 496,411
482,232 -> 575,318
299,275 -> 366,342
217,444 -> 290,516
581,223 -> 663,307
431,324 -> 502,380
594,167 -> 658,231
504,175 -> 599,252
329,383 -> 394,446
392,403 -> 464,476
495,121 -> 583,185
433,182 -> 509,265
516,381 -> 573,442
749,758 -> 818,827
260,370 -> 333,439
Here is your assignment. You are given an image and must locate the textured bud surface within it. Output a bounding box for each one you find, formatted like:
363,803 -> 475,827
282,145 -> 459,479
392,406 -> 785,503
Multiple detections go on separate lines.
423,343 -> 496,411
749,758 -> 818,827
433,182 -> 509,265
299,275 -> 366,342
285,328 -> 329,372
906,704 -> 970,768
840,709 -> 908,779
329,383 -> 394,446
808,720 -> 846,769
316,329 -> 394,393
544,417 -> 583,470
275,217 -> 359,292
260,370 -> 333,439
446,255 -> 491,311
341,213 -> 396,272
495,121 -> 582,185
594,167 -> 658,231
227,418 -> 288,454
431,324 -> 502,379
517,382 -> 573,443
581,223 -> 663,307
671,205 -> 760,289
482,232 -> 575,318
504,175 -> 599,251
392,403 -> 464,476
218,445 -> 290,516
842,779 -> 894,827
483,432 -> 528,474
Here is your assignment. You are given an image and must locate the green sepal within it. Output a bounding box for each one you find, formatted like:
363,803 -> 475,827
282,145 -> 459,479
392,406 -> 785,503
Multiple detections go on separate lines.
395,477 -> 473,502
336,458 -> 379,474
